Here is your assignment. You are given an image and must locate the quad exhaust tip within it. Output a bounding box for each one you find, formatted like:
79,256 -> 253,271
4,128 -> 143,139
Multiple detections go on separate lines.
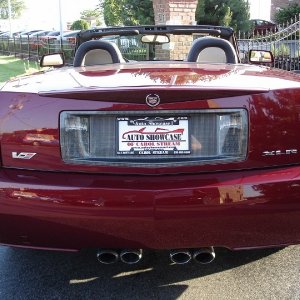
96,247 -> 215,265
97,249 -> 143,264
170,247 -> 215,264
96,250 -> 119,264
193,247 -> 215,264
170,249 -> 192,264
120,249 -> 143,264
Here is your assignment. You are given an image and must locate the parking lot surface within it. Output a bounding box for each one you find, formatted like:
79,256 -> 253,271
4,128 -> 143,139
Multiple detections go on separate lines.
0,246 -> 299,299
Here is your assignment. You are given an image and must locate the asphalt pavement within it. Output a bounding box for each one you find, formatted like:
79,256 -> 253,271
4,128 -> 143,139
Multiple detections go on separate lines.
0,245 -> 299,300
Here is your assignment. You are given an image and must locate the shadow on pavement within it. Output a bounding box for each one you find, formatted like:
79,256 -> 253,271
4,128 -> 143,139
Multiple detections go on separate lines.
0,246 -> 282,299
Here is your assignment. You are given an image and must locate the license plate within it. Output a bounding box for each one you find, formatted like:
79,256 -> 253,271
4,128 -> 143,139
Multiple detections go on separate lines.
117,116 -> 190,155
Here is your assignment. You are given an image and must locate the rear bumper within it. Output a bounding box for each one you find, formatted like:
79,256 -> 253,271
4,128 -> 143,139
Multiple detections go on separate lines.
0,166 -> 300,251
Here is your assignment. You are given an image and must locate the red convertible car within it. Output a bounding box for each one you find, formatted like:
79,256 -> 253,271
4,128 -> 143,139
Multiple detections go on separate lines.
0,25 -> 299,265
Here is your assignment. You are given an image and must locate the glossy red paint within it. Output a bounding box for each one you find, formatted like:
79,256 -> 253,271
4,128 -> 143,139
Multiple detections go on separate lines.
1,63 -> 300,250
0,166 -> 299,250
3,63 -> 300,94
1,88 -> 300,174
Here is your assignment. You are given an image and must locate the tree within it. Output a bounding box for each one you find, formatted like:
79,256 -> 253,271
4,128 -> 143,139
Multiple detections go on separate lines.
80,8 -> 102,26
0,0 -> 25,19
70,20 -> 90,30
101,0 -> 123,26
101,0 -> 154,26
122,0 -> 154,25
196,0 -> 251,32
274,3 -> 300,24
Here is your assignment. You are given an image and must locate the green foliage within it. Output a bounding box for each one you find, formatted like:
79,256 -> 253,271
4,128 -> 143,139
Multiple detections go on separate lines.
0,56 -> 39,83
274,3 -> 300,24
80,8 -> 103,26
223,6 -> 232,27
123,0 -> 154,25
0,0 -> 25,18
196,0 -> 251,32
102,0 -> 123,25
271,44 -> 290,56
101,0 -> 154,26
70,19 -> 90,30
80,9 -> 101,20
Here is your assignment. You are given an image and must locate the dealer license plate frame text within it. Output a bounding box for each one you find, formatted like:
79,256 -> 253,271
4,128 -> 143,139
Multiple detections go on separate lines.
117,116 -> 191,155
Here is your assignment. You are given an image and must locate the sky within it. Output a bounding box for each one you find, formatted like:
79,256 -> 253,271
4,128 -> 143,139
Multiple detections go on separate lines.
249,0 -> 271,20
2,0 -> 271,31
8,0 -> 100,30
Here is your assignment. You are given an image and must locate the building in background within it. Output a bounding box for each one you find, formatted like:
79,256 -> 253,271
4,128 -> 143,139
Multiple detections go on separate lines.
271,0 -> 299,20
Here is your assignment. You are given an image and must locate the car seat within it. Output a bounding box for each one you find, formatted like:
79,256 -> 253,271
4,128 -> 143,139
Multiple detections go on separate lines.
73,40 -> 125,67
187,36 -> 238,64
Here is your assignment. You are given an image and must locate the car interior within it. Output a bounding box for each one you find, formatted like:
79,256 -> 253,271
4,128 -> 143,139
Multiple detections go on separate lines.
72,25 -> 239,65
73,40 -> 126,67
40,26 -> 273,68
73,36 -> 237,66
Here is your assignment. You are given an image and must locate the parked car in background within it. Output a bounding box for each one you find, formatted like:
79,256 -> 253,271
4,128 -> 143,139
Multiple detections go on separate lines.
0,31 -> 27,38
29,30 -> 79,52
19,30 -> 44,39
0,31 -> 9,37
12,30 -> 25,37
39,31 -> 66,44
42,31 -> 61,38
251,19 -> 278,35
0,25 -> 299,266
56,30 -> 80,44
29,30 -> 51,38
29,31 -> 52,50
11,30 -> 27,38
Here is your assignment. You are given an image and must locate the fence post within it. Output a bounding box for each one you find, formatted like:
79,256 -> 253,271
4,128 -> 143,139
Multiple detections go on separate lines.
37,36 -> 39,60
13,36 -> 16,57
46,38 -> 49,54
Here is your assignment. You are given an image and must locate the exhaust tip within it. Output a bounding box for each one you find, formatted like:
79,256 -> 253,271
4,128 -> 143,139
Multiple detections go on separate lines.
97,250 -> 119,264
193,247 -> 215,264
170,249 -> 192,264
120,249 -> 142,264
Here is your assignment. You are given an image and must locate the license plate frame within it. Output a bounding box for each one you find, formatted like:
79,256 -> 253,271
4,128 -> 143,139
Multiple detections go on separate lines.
117,116 -> 191,155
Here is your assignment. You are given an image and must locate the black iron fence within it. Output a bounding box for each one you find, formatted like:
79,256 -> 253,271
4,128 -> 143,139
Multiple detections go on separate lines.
0,35 -> 76,64
0,15 -> 299,71
238,14 -> 300,70
0,35 -> 148,64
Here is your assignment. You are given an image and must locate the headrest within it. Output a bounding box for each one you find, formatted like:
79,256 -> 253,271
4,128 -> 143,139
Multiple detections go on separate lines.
187,37 -> 238,64
73,40 -> 125,67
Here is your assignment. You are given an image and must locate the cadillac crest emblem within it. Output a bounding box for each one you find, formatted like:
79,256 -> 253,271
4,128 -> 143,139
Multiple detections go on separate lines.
146,94 -> 160,107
